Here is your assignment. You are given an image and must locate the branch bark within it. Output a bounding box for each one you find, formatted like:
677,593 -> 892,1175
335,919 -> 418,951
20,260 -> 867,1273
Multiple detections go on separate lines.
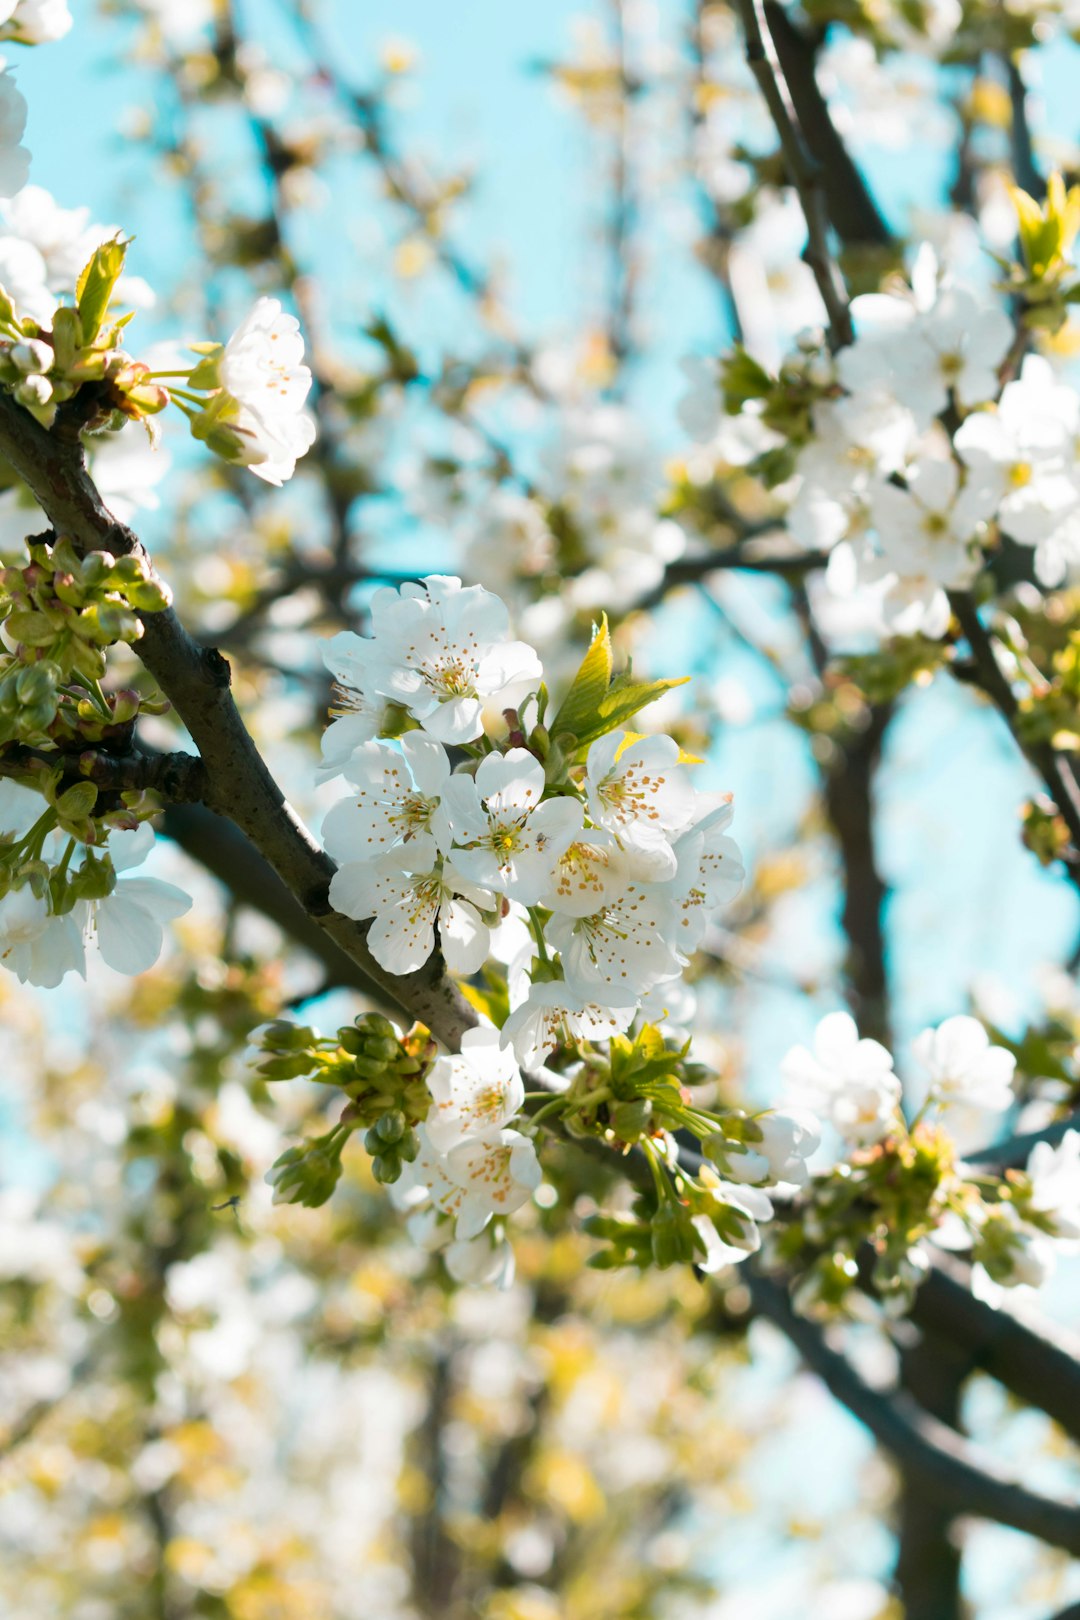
748,1273 -> 1080,1556
0,391 -> 477,1048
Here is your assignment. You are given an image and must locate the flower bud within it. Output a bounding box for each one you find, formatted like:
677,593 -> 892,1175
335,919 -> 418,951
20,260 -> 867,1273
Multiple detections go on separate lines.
10,339 -> 52,375
14,373 -> 53,408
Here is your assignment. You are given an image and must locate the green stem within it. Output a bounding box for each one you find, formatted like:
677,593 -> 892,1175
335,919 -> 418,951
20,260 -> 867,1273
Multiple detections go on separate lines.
527,907 -> 550,964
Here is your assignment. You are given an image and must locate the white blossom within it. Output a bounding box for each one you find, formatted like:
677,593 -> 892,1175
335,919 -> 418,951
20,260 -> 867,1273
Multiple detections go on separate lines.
1025,1129 -> 1080,1241
668,797 -> 745,956
356,575 -> 542,745
839,262 -> 1012,425
781,1011 -> 901,1144
76,826 -> 192,976
443,1128 -> 542,1240
328,854 -> 493,976
500,979 -> 636,1069
205,296 -> 316,484
0,64 -> 29,199
584,732 -> 694,880
912,1016 -> 1016,1114
0,885 -> 84,987
547,861 -> 682,1002
727,1110 -> 821,1189
321,733 -> 453,875
0,0 -> 72,43
439,747 -> 581,903
424,1027 -> 525,1154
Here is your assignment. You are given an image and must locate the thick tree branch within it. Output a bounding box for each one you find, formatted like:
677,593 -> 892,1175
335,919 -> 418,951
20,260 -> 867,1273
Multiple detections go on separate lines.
0,392 -> 477,1048
748,1273 -> 1080,1555
0,743 -> 208,802
908,1255 -> 1080,1444
761,3 -> 892,251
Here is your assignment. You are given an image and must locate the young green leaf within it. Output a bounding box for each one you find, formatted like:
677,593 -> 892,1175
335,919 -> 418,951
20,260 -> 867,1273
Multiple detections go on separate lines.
548,614 -> 613,741
76,236 -> 130,345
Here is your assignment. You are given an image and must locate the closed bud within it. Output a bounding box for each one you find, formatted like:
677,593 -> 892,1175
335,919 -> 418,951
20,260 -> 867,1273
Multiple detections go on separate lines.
10,339 -> 52,375
14,374 -> 53,408
374,1110 -> 407,1145
370,1152 -> 402,1185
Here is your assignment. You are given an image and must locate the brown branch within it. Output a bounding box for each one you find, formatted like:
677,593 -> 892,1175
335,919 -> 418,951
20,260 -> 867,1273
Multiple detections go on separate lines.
0,743 -> 207,802
950,590 -> 1080,888
909,1254 -> 1080,1444
748,1273 -> 1080,1554
734,0 -> 853,346
1006,56 -> 1042,199
761,3 -> 892,251
967,1110 -> 1080,1172
0,391 -> 477,1048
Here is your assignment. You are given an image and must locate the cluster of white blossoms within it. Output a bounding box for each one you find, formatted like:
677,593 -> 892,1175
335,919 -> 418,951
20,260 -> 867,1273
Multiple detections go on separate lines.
782,1010 -> 1080,1293
319,574 -> 746,1064
682,241 -> 1080,638
389,1027 -> 542,1286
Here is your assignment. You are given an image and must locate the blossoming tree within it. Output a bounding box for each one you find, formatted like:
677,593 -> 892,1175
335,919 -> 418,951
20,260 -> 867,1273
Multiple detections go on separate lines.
1,0 -> 1080,1616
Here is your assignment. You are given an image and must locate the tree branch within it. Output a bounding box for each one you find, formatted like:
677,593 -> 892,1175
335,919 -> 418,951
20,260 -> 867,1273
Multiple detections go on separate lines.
734,0 -> 852,347
950,590 -> 1080,887
748,1273 -> 1080,1554
0,391 -> 477,1048
0,742 -> 207,802
908,1254 -> 1080,1444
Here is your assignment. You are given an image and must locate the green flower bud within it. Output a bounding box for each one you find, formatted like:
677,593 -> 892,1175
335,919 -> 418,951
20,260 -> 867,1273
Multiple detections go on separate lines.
370,1153 -> 402,1185
374,1110 -> 407,1145
362,1035 -> 401,1063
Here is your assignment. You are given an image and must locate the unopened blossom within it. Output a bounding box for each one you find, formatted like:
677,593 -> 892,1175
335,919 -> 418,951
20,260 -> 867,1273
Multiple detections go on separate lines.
584,732 -> 694,880
912,1016 -> 1016,1114
358,576 -> 543,745
781,1011 -> 901,1145
76,826 -> 192,975
0,65 -> 29,198
424,1027 -> 525,1154
500,979 -> 636,1069
321,733 -> 453,875
329,853 -> 493,976
440,747 -> 581,903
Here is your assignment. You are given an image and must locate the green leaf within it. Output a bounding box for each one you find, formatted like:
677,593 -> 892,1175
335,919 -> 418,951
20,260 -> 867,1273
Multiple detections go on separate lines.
75,236 -> 129,344
572,676 -> 690,750
548,614 -> 613,741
